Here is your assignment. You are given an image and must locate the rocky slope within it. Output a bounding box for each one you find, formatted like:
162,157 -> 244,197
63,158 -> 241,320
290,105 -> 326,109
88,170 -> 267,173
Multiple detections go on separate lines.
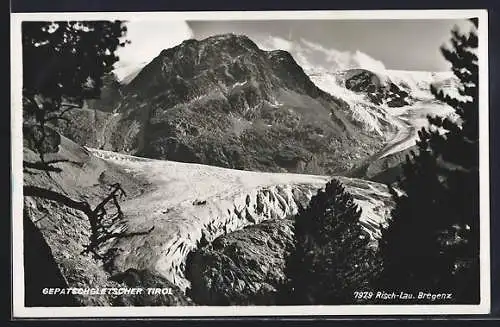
343,69 -> 410,107
185,219 -> 296,305
23,131 -> 191,306
54,33 -> 388,175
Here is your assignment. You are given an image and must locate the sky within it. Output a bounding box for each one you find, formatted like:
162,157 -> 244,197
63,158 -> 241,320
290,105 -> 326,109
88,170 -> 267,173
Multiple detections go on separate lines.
114,19 -> 472,79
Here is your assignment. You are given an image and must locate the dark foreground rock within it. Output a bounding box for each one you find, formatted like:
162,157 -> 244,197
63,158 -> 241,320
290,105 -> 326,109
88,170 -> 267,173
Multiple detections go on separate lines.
185,219 -> 294,305
24,211 -> 79,307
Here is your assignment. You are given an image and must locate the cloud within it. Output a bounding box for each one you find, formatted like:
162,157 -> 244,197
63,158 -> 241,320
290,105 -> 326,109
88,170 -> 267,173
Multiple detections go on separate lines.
112,22 -> 389,82
257,36 -> 293,52
255,35 -> 386,73
114,20 -> 194,81
349,50 -> 386,72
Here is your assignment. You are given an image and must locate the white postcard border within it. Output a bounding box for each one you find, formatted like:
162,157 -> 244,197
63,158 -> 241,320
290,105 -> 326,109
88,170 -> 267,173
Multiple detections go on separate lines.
10,9 -> 490,318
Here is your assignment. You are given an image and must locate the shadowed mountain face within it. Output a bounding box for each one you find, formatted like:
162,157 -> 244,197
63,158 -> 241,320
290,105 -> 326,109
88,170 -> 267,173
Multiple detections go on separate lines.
57,34 -> 386,175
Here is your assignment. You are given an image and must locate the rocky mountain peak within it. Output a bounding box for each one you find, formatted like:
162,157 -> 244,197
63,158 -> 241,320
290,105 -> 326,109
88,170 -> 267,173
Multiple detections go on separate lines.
55,34 -> 386,175
156,34 -> 260,65
199,33 -> 260,51
125,33 -> 322,103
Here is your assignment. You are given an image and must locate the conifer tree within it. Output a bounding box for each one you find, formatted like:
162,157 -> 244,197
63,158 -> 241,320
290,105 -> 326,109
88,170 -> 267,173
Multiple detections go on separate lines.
379,18 -> 480,303
282,179 -> 382,304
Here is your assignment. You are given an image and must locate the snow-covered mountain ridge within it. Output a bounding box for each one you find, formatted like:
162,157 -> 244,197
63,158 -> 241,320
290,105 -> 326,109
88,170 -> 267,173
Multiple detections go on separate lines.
255,35 -> 462,148
306,65 -> 462,160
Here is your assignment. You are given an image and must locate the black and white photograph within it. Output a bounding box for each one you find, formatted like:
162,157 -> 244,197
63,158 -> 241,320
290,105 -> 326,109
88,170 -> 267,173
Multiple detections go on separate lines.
11,10 -> 490,317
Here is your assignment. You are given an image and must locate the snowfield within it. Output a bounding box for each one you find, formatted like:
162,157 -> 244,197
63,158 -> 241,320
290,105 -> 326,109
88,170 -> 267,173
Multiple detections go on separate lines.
380,101 -> 460,158
90,148 -> 329,207
89,149 -> 393,291
307,68 -> 458,160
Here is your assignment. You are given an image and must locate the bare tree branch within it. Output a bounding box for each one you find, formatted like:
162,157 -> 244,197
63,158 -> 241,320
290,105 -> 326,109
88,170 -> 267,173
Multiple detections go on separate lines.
45,105 -> 77,123
44,116 -> 71,124
23,161 -> 63,173
25,183 -> 154,260
60,102 -> 83,109
24,185 -> 94,217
